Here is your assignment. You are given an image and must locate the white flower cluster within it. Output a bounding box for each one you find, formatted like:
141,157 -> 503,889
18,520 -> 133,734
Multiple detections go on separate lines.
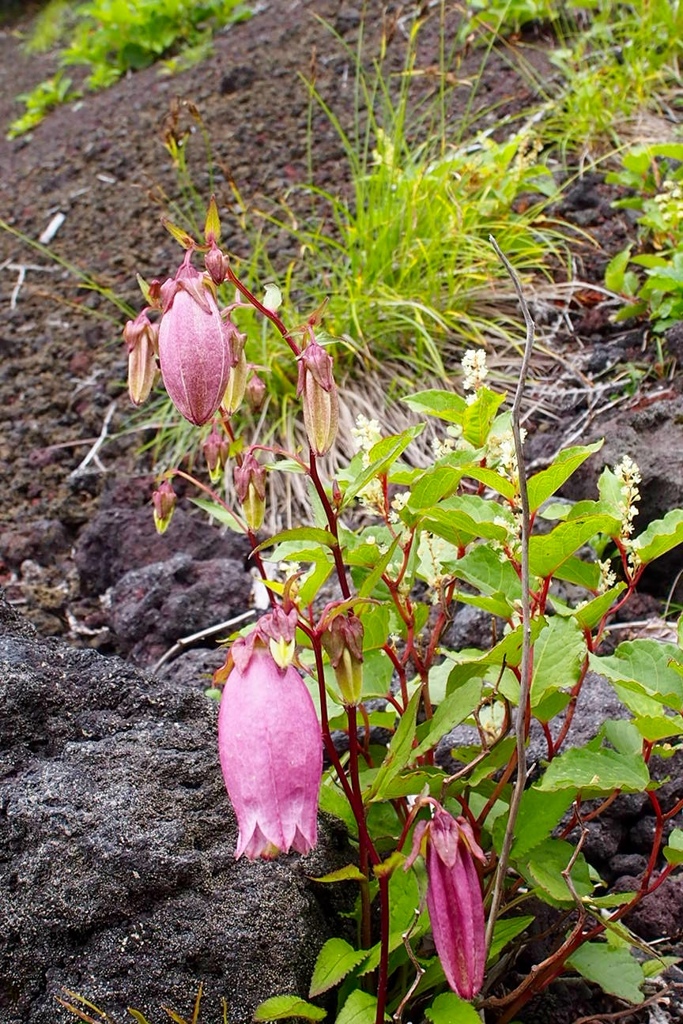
597,558 -> 617,594
614,455 -> 641,537
351,414 -> 382,462
388,491 -> 409,524
461,348 -> 488,399
488,428 -> 526,484
431,434 -> 457,459
351,414 -> 385,512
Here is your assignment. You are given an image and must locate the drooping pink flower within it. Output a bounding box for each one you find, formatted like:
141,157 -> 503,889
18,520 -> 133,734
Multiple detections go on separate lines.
217,625 -> 322,860
407,805 -> 487,999
157,252 -> 232,425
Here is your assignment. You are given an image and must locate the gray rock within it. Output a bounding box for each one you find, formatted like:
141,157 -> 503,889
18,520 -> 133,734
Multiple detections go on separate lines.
0,595 -> 346,1024
107,553 -> 253,666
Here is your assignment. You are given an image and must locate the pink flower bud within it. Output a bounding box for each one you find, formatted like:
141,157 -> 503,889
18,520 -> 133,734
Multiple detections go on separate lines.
234,450 -> 266,532
157,254 -> 232,426
202,423 -> 230,482
321,613 -> 364,706
297,339 -> 339,456
123,311 -> 158,406
218,640 -> 322,859
152,480 -> 176,534
406,806 -> 486,999
246,371 -> 267,413
204,243 -> 229,286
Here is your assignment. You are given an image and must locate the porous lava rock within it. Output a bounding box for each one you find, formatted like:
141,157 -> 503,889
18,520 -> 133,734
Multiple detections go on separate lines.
74,503 -> 251,596
106,552 -> 253,666
0,594 -> 346,1024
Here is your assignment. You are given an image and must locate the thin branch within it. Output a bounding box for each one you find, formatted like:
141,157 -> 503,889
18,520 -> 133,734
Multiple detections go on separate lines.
152,610 -> 256,675
68,401 -> 117,477
484,237 -> 535,952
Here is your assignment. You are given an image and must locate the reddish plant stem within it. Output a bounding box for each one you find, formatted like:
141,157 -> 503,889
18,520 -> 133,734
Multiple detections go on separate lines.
375,873 -> 391,1024
348,706 -> 373,951
225,265 -> 300,357
308,451 -> 352,601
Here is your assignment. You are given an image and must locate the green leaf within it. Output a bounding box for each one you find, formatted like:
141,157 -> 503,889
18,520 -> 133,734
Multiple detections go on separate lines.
335,991 -> 385,1024
573,583 -> 626,630
425,992 -> 482,1024
403,389 -> 467,423
530,617 -> 586,709
601,720 -> 642,756
190,496 -> 243,532
537,746 -> 650,796
633,714 -> 683,741
463,464 -> 517,500
255,526 -> 336,554
310,864 -> 367,884
567,943 -> 644,1004
462,386 -> 506,447
365,687 -> 421,802
664,827 -> 683,865
341,426 -> 423,506
633,508 -> 683,565
605,246 -> 633,292
407,451 -> 479,509
527,442 -> 604,512
447,618 -> 547,692
253,995 -> 326,1022
421,507 -> 508,548
590,640 -> 683,708
448,543 -> 522,600
357,536 -> 400,598
309,939 -> 366,997
412,676 -> 482,757
529,515 -> 620,578
524,839 -> 593,906
552,555 -> 601,590
507,789 -> 575,860
487,916 -> 535,963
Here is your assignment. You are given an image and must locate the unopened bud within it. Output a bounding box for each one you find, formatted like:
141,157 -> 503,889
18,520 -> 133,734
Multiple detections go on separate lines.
321,614 -> 364,706
152,480 -> 176,534
157,254 -> 232,426
223,339 -> 248,416
205,243 -> 229,286
202,423 -> 230,482
297,339 -> 339,456
246,371 -> 267,413
234,450 -> 266,532
123,312 -> 158,406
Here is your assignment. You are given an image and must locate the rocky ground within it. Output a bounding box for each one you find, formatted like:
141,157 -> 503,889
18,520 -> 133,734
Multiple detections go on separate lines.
2,1 -> 683,1022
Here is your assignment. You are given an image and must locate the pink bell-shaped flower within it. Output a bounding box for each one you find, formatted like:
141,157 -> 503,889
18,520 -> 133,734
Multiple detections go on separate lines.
157,251 -> 232,425
217,619 -> 322,860
407,804 -> 487,1000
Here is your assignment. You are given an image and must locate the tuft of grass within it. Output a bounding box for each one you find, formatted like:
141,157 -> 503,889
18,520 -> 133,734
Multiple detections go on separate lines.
8,0 -> 251,138
56,983 -> 227,1024
465,0 -> 683,159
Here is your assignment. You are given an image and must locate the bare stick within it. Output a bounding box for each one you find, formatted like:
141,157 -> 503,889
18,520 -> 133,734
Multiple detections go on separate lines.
484,236 -> 535,952
152,610 -> 256,675
69,402 -> 117,477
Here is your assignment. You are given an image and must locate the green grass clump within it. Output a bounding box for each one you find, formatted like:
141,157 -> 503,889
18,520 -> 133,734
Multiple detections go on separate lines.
8,0 -> 250,138
605,143 -> 683,335
461,0 -> 683,157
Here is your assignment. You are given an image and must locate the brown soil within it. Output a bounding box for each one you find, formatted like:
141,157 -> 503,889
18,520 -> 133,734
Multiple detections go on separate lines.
0,4 -> 681,1021
0,2 -> 659,620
